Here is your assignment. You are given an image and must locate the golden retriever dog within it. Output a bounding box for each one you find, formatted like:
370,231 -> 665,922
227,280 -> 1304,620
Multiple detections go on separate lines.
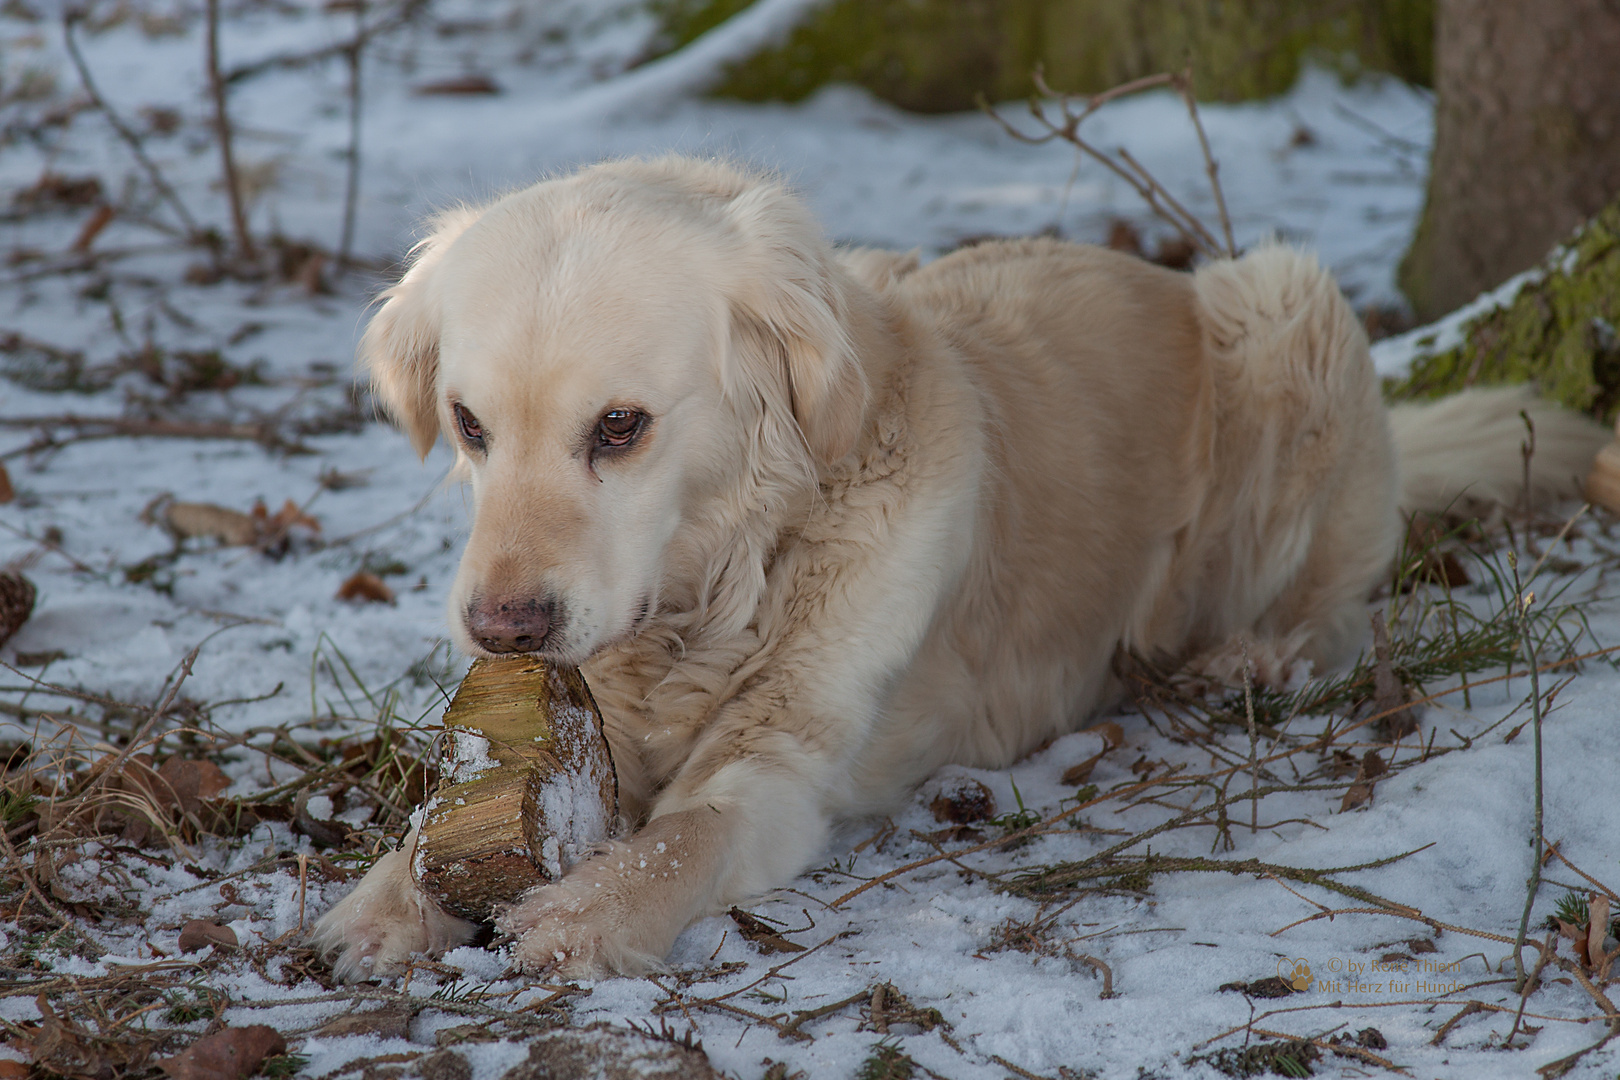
312,155 -> 1605,981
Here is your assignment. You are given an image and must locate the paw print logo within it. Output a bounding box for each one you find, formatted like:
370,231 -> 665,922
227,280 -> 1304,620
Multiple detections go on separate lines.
1277,958 -> 1313,991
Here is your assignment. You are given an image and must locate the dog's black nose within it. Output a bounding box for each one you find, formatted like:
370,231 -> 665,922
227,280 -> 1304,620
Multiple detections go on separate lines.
467,597 -> 555,654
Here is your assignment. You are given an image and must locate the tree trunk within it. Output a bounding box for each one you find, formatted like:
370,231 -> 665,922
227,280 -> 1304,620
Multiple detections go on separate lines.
1388,195 -> 1620,421
1398,0 -> 1620,322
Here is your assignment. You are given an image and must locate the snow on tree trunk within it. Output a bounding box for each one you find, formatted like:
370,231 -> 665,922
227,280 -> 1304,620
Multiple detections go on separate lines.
1386,195 -> 1620,422
1397,0 -> 1620,322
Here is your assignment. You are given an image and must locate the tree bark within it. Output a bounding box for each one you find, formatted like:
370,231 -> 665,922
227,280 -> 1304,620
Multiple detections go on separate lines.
1398,0 -> 1620,321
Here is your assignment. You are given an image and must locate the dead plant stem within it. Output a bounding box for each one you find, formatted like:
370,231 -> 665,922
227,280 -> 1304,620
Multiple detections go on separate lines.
337,2 -> 365,273
61,14 -> 200,239
1241,640 -> 1259,833
1508,931 -> 1556,1045
1174,67 -> 1236,256
205,0 -> 256,262
1511,550 -> 1546,992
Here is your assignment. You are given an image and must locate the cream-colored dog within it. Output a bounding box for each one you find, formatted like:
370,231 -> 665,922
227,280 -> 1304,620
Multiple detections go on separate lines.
313,155 -> 1605,980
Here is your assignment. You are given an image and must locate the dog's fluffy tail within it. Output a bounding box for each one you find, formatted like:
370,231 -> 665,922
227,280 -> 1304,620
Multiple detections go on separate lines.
1389,386 -> 1609,518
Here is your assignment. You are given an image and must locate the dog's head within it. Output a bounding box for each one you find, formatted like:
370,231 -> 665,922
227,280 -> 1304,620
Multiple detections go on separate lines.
361,157 -> 870,663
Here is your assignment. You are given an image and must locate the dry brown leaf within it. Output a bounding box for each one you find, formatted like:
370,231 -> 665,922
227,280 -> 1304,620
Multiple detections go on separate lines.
0,1059 -> 29,1079
155,757 -> 232,815
1558,918 -> 1590,967
930,777 -> 996,824
1339,750 -> 1386,812
1589,894 -> 1613,978
71,204 -> 115,253
1061,721 -> 1125,784
253,498 -> 320,538
414,74 -> 501,95
728,907 -> 806,954
103,755 -> 234,844
1370,615 -> 1419,740
164,502 -> 259,546
1403,513 -> 1471,589
24,995 -> 158,1080
157,1026 -> 285,1080
14,173 -> 102,209
293,789 -> 352,847
1105,219 -> 1143,256
0,462 -> 14,504
336,570 -> 395,604
924,824 -> 985,845
177,920 -> 238,953
0,571 -> 36,649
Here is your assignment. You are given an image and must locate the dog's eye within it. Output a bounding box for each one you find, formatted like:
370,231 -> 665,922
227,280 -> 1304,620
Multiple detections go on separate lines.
596,409 -> 645,449
454,403 -> 486,449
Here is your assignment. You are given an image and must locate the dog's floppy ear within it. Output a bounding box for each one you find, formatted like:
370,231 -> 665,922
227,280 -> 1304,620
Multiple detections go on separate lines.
359,206 -> 484,458
723,183 -> 869,465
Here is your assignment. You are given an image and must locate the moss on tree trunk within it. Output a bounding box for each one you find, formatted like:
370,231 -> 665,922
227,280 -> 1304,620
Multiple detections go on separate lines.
1387,197 -> 1620,422
651,0 -> 1434,111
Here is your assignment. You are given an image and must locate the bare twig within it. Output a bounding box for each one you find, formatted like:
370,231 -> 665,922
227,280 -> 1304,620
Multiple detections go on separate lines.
1538,1018 -> 1620,1079
1508,931 -> 1556,1046
1069,952 -> 1115,997
337,2 -> 365,273
1241,640 -> 1259,833
1247,1026 -> 1408,1074
222,0 -> 423,85
0,414 -> 308,458
775,987 -> 870,1041
1511,550 -> 1546,992
981,66 -> 1236,260
989,1055 -> 1052,1080
205,0 -> 256,262
1172,67 -> 1236,257
61,14 -> 200,239
1545,843 -> 1620,902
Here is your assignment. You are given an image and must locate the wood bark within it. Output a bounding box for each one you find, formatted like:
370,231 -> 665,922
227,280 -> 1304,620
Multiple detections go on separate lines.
413,657 -> 617,921
1398,0 -> 1620,321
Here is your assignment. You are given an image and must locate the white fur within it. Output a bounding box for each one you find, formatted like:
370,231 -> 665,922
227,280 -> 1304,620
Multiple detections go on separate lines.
312,157 -> 1607,981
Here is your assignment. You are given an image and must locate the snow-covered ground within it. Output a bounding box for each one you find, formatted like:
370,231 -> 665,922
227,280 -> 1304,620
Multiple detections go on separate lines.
3,4 -> 1617,1078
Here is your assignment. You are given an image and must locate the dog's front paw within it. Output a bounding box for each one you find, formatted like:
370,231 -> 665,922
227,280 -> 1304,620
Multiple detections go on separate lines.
1178,636 -> 1314,696
310,834 -> 478,982
495,853 -> 675,979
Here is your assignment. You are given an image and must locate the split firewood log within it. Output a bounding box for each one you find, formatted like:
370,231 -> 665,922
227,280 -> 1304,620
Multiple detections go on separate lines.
1586,428 -> 1620,513
412,656 -> 617,921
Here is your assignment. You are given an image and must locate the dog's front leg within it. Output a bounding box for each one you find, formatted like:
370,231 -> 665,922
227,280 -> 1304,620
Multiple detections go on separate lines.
497,731 -> 831,978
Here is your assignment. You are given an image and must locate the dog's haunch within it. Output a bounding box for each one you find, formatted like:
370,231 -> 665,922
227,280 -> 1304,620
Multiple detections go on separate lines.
411,657 -> 618,921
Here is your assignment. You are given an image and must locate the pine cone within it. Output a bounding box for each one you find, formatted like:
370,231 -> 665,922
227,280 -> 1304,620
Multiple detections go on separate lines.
0,571 -> 36,648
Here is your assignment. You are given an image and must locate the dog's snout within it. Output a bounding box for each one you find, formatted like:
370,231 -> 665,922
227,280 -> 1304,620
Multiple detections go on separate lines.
467,597 -> 555,654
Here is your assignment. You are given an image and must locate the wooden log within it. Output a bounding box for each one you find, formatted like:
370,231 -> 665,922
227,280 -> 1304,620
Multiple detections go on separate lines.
412,656 -> 617,922
1586,433 -> 1620,513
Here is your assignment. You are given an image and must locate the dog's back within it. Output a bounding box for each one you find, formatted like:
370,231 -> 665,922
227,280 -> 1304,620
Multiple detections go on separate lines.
858,240 -> 1215,786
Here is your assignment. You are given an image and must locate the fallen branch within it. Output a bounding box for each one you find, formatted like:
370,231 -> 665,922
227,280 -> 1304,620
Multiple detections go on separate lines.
1248,1025 -> 1407,1075
0,415 -> 309,457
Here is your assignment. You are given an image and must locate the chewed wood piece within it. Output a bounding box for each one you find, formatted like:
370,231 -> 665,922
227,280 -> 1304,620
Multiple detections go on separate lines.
1585,436 -> 1620,513
412,656 -> 618,921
